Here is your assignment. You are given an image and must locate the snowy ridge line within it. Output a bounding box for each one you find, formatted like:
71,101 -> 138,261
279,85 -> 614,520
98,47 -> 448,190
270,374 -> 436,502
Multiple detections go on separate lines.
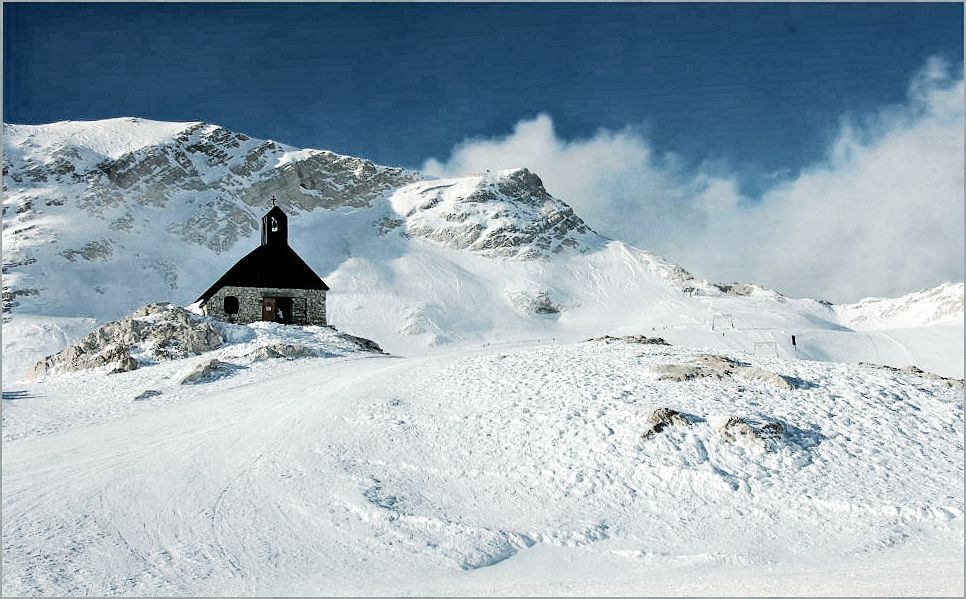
836,281 -> 964,331
3,117 -> 964,384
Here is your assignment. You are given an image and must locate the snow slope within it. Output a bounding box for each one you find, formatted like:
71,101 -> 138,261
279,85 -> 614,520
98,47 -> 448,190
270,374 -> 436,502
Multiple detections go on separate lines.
4,118 -> 198,168
2,339 -> 962,595
836,281 -> 964,331
3,118 -> 963,384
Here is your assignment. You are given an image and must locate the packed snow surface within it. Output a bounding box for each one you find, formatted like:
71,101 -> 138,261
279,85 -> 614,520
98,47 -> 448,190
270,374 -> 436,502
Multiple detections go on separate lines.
2,337 -> 963,596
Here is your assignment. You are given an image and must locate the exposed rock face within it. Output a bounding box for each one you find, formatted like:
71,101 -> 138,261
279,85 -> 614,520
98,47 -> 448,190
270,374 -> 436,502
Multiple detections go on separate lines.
69,125 -> 421,251
505,290 -> 562,315
710,282 -> 784,300
392,169 -> 602,259
641,407 -> 694,440
30,303 -> 224,379
243,150 -> 420,211
2,120 -> 423,319
27,298 -> 388,384
61,240 -> 113,262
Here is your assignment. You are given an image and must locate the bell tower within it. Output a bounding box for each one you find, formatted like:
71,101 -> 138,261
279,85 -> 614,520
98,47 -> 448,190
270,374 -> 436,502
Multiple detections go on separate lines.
261,195 -> 288,246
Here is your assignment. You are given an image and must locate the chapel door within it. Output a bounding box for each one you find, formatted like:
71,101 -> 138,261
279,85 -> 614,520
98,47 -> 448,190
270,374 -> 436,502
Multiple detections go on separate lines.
275,297 -> 293,324
261,297 -> 276,321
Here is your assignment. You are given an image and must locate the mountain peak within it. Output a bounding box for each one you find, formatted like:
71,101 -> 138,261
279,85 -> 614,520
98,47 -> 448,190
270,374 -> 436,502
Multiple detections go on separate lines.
388,168 -> 602,259
3,117 -> 202,164
836,281 -> 965,330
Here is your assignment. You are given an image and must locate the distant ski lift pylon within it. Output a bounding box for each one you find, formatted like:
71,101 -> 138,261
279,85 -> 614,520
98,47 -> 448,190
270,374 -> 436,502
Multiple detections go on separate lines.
711,313 -> 735,331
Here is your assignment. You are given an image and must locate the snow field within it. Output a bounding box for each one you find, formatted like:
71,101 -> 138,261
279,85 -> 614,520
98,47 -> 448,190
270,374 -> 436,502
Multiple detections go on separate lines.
2,338 -> 962,595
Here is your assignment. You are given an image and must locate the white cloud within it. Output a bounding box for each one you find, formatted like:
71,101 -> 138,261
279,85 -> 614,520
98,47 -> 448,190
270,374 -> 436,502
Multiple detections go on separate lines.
422,59 -> 964,302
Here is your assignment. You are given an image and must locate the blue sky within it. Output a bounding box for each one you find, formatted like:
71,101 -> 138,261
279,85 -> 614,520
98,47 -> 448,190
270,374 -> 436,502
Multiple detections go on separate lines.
3,2 -> 962,197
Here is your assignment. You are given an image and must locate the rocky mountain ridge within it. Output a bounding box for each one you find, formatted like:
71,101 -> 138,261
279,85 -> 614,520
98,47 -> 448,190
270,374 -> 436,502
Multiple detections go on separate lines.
4,118 -> 665,322
388,168 -> 603,259
3,117 -> 963,381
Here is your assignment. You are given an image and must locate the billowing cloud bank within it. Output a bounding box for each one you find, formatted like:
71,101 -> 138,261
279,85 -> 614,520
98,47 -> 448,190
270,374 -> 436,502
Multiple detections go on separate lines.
423,58 -> 964,302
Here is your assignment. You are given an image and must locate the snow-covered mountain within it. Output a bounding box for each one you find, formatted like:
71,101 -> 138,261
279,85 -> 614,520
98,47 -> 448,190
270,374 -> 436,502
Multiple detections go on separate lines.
388,168 -> 602,259
836,281 -> 964,330
2,118 -> 963,596
3,118 -> 963,381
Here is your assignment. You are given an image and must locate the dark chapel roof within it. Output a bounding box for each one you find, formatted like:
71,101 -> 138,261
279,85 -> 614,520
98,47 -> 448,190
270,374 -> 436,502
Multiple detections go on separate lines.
197,204 -> 329,303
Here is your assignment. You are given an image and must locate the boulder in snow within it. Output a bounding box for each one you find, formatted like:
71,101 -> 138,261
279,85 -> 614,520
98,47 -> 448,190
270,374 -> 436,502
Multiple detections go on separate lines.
133,389 -> 162,401
652,354 -> 739,382
246,343 -> 318,362
337,332 -> 386,354
179,359 -> 235,385
109,354 -> 139,374
653,354 -> 801,389
641,407 -> 694,439
738,366 -> 796,390
718,416 -> 785,449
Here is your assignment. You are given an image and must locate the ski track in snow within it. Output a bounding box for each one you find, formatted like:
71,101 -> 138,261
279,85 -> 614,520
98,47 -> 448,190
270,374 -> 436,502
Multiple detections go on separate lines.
2,340 -> 963,596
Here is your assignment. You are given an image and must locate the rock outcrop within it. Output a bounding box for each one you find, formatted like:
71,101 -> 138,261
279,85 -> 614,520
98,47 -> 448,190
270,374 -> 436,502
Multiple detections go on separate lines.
179,359 -> 234,385
717,416 -> 785,449
506,290 -> 563,315
653,354 -> 798,389
858,362 -> 964,389
30,303 -> 224,379
641,407 -> 694,440
587,334 -> 670,346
